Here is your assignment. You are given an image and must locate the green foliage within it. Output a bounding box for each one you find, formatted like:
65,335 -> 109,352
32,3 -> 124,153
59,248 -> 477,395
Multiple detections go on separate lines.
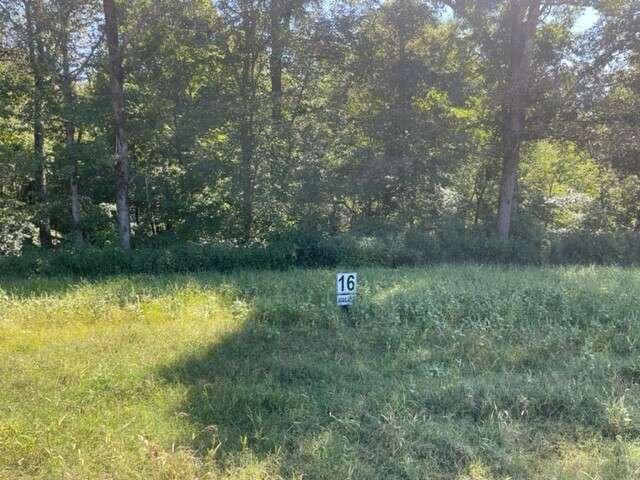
0,199 -> 37,254
0,0 -> 638,259
547,231 -> 640,265
5,227 -> 640,277
521,140 -> 601,229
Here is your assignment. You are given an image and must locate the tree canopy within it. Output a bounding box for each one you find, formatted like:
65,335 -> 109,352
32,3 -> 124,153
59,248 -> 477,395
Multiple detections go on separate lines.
0,0 -> 637,254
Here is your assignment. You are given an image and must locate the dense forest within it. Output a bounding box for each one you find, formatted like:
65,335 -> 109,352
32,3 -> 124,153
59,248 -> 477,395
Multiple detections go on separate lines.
0,0 -> 639,264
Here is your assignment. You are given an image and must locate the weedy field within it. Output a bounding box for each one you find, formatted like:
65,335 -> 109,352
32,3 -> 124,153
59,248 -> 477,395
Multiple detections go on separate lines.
2,266 -> 640,479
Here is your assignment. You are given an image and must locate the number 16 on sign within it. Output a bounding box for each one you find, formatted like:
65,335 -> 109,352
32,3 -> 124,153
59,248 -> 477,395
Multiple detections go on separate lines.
336,272 -> 357,307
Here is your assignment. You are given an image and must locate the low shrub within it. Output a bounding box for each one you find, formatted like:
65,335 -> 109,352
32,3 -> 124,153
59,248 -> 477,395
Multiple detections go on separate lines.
2,229 -> 640,277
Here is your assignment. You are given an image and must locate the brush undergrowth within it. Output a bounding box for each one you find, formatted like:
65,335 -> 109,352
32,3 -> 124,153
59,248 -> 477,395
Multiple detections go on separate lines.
1,265 -> 640,479
4,229 -> 640,277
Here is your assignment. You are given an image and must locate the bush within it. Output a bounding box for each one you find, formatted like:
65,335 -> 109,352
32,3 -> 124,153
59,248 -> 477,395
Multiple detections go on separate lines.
2,229 -> 640,277
548,231 -> 640,265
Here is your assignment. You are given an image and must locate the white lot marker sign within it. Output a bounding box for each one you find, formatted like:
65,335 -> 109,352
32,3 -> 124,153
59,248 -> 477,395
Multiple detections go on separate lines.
336,272 -> 357,307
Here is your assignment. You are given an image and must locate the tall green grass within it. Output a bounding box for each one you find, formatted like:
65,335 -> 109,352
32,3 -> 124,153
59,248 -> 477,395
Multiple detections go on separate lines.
2,266 -> 640,478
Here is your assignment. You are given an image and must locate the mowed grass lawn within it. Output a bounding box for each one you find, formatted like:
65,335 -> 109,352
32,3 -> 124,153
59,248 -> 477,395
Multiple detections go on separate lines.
2,266 -> 640,479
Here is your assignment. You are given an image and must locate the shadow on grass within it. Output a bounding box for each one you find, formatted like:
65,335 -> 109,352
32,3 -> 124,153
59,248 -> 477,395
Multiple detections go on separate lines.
158,314 -> 400,477
156,271 -> 638,479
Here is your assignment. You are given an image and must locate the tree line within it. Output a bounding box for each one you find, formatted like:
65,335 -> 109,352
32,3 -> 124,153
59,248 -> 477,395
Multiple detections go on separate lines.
0,0 -> 638,254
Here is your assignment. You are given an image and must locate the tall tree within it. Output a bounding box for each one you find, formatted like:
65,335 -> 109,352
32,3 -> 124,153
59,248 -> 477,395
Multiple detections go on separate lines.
124,0 -> 224,240
238,3 -> 260,243
444,0 -> 572,238
102,0 -> 131,249
218,0 -> 269,243
52,0 -> 86,247
497,0 -> 541,239
24,0 -> 52,248
269,0 -> 285,122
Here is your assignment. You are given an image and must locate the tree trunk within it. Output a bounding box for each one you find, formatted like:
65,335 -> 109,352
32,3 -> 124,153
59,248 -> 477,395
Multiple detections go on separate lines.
68,130 -> 83,248
497,0 -> 541,240
59,15 -> 84,248
269,0 -> 285,122
497,127 -> 520,239
25,0 -> 52,248
35,141 -> 51,248
239,120 -> 254,243
103,0 -> 132,250
237,8 -> 259,244
144,175 -> 157,236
